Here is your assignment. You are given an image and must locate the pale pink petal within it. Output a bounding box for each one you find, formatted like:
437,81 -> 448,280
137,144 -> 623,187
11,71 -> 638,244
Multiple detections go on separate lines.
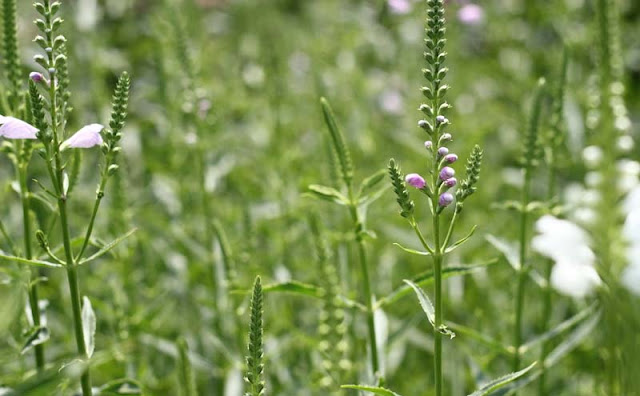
0,116 -> 39,140
62,124 -> 104,149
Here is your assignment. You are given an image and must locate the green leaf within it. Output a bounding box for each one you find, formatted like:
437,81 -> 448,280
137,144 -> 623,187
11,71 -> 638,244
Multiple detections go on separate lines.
359,169 -> 387,194
82,296 -> 96,358
0,251 -> 63,268
262,281 -> 324,299
358,184 -> 391,208
393,242 -> 432,256
98,378 -> 142,394
78,228 -> 137,265
305,184 -> 349,206
403,279 -> 435,325
20,326 -> 50,355
545,310 -> 600,366
518,303 -> 597,354
445,225 -> 478,253
486,235 -> 519,270
468,362 -> 537,396
342,385 -> 403,396
447,322 -> 512,356
375,260 -> 498,309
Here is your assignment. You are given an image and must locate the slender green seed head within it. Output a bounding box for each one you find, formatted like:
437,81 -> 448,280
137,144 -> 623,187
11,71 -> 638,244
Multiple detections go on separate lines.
245,276 -> 265,396
388,158 -> 415,218
320,97 -> 353,188
28,80 -> 50,143
521,78 -> 546,170
2,0 -> 21,105
105,72 -> 131,160
456,145 -> 483,202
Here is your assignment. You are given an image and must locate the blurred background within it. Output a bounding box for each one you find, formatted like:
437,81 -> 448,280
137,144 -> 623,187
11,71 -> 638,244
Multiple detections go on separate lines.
1,0 -> 639,394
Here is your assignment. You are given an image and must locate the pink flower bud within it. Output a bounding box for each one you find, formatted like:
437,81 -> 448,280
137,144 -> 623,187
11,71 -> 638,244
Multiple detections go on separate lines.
445,153 -> 458,163
0,115 -> 38,139
29,72 -> 45,83
439,192 -> 454,207
436,115 -> 446,124
444,177 -> 457,187
424,140 -> 433,149
405,173 -> 426,189
438,147 -> 449,156
439,166 -> 455,181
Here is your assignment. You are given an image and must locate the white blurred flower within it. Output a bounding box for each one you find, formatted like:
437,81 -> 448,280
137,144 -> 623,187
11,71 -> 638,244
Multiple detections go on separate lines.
532,215 -> 601,298
582,145 -> 603,168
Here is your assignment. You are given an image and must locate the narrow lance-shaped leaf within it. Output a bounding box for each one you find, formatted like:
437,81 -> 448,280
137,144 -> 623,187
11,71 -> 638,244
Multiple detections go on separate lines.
21,326 -> 50,355
245,276 -> 265,396
341,385 -> 403,396
81,296 -> 96,358
178,338 -> 198,396
404,279 -> 455,338
467,362 -> 537,396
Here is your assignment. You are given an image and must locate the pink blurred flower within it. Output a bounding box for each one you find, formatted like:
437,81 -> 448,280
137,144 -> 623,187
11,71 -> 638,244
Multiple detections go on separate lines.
458,4 -> 485,25
405,173 -> 426,189
388,0 -> 411,14
0,116 -> 39,139
62,124 -> 104,149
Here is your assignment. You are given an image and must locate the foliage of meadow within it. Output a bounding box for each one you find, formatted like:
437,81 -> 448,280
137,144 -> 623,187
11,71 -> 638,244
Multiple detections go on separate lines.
0,0 -> 639,395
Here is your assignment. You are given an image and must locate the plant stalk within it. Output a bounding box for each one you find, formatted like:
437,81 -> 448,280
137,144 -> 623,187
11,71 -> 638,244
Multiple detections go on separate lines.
19,162 -> 46,370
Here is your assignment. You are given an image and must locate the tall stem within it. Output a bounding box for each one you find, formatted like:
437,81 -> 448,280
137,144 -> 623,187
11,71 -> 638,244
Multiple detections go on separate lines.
538,163 -> 556,395
19,163 -> 46,370
357,238 -> 379,377
513,169 -> 532,375
49,68 -> 92,395
431,171 -> 443,396
347,184 -> 379,378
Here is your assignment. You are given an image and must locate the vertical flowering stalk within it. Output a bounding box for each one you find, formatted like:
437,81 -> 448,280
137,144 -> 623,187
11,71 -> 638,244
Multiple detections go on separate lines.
512,79 -> 546,377
245,276 -> 265,396
388,1 -> 482,394
538,49 -> 568,396
27,2 -> 131,395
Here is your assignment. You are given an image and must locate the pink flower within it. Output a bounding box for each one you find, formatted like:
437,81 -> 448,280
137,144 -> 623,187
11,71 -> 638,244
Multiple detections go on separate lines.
405,173 -> 426,189
0,116 -> 39,139
61,124 -> 104,149
458,4 -> 485,26
388,0 -> 411,14
439,166 -> 456,181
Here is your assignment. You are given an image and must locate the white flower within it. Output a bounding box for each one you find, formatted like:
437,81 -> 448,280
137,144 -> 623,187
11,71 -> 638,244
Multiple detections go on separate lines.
61,124 -> 104,149
532,215 -> 601,298
0,116 -> 39,139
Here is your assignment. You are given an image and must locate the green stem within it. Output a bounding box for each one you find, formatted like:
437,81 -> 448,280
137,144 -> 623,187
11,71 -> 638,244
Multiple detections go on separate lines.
347,186 -> 379,378
357,238 -> 379,377
513,168 -> 532,375
19,163 -> 46,371
432,203 -> 443,396
49,67 -> 92,395
76,176 -> 108,261
538,162 -> 556,395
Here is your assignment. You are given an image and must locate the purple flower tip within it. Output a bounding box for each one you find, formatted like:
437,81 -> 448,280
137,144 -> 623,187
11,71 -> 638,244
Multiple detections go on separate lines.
405,173 -> 426,189
439,192 -> 454,207
438,147 -> 449,156
418,120 -> 429,129
436,115 -> 446,123
439,166 -> 455,181
0,115 -> 39,139
444,177 -> 457,187
445,153 -> 458,163
62,124 -> 104,149
424,140 -> 433,149
29,72 -> 45,83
